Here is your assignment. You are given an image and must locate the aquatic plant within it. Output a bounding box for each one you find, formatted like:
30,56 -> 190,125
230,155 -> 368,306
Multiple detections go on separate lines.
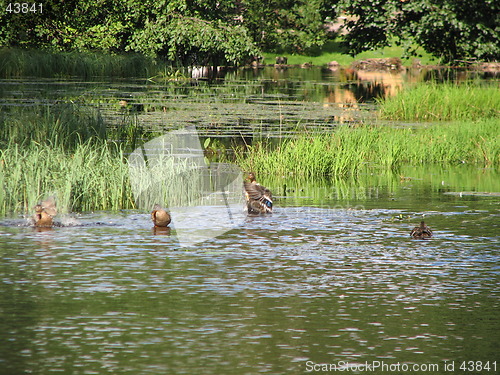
0,48 -> 160,78
0,104 -> 106,149
0,104 -> 150,152
1,117 -> 497,215
0,133 -> 242,215
237,119 -> 499,178
0,141 -> 134,214
129,150 -> 207,209
379,83 -> 500,121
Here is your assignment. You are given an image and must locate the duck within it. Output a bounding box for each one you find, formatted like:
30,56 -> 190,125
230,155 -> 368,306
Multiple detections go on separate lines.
410,221 -> 433,239
244,172 -> 273,214
33,196 -> 57,227
151,204 -> 171,227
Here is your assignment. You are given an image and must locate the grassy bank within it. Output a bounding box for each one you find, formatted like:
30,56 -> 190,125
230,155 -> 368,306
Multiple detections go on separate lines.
379,83 -> 500,121
262,39 -> 440,66
0,48 -> 162,78
1,39 -> 438,79
237,119 -> 499,178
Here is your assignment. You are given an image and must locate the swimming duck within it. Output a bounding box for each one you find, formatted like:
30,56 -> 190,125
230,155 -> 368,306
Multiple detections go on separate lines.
410,221 -> 433,239
244,172 -> 273,214
151,204 -> 171,227
33,196 -> 57,227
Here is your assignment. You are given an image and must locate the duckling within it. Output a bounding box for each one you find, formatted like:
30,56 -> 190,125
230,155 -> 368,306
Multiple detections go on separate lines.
244,172 -> 273,214
151,204 -> 171,227
33,196 -> 57,227
410,221 -> 433,239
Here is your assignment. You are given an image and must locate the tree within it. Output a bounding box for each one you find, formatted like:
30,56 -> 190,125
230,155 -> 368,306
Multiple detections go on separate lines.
0,0 -> 260,65
240,0 -> 337,54
0,0 -> 337,62
125,0 -> 259,65
337,0 -> 500,62
0,0 -> 128,52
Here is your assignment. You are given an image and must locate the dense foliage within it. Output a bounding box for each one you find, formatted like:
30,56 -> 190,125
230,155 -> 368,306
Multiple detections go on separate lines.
240,0 -> 336,54
0,0 -> 335,65
0,0 -> 497,64
338,0 -> 500,62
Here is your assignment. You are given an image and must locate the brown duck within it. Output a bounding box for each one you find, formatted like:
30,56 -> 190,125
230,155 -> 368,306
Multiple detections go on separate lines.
33,197 -> 57,227
410,221 -> 433,239
244,172 -> 273,214
151,204 -> 171,227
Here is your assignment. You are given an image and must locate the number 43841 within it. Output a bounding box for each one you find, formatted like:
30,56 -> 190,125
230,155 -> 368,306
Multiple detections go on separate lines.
6,3 -> 43,13
460,361 -> 497,372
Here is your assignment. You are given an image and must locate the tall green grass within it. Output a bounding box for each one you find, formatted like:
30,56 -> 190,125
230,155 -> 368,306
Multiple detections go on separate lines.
0,104 -> 106,149
0,104 -> 147,214
0,104 -> 146,151
0,104 -> 227,214
237,119 -> 499,178
0,48 -> 159,78
0,133 -> 236,215
379,83 -> 500,121
0,141 -> 134,214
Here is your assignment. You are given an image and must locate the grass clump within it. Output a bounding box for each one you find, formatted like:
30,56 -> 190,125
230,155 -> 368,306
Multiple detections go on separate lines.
238,119 -> 499,178
0,48 -> 160,78
379,83 -> 500,121
0,104 -> 212,215
0,104 -> 106,149
0,141 -> 134,215
0,104 -> 151,215
0,104 -> 148,152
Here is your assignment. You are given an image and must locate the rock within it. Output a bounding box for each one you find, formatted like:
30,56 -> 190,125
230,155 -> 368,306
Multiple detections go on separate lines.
275,56 -> 288,65
351,57 -> 405,72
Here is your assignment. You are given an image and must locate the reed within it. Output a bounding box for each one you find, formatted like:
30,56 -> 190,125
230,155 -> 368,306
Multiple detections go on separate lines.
0,140 -> 134,215
0,104 -> 106,149
237,119 -> 499,178
129,153 -> 207,209
0,104 -> 148,151
0,103 -> 215,215
0,140 -> 240,215
0,48 -> 159,78
379,83 -> 500,121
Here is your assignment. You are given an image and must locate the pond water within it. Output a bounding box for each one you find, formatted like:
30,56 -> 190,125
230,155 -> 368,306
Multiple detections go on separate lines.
1,65 -> 497,141
1,67 -> 499,374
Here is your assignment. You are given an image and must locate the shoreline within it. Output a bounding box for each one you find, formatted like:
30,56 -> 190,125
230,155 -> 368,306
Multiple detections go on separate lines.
249,58 -> 500,73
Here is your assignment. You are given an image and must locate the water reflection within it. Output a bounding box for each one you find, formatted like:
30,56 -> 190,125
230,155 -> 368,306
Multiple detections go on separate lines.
351,70 -> 404,98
